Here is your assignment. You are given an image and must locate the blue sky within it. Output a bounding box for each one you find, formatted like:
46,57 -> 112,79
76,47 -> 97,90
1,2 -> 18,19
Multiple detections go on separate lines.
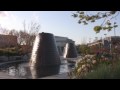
0,11 -> 120,44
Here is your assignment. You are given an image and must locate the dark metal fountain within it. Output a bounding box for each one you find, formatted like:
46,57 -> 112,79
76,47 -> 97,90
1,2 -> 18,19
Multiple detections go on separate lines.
64,43 -> 78,58
29,32 -> 61,78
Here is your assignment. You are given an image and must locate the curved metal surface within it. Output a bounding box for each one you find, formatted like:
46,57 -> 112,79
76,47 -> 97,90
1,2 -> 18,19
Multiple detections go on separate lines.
64,43 -> 78,58
30,32 -> 61,67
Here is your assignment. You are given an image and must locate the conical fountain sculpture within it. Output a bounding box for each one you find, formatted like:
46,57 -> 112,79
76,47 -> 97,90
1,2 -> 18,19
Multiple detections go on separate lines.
29,32 -> 61,78
29,32 -> 61,67
64,43 -> 78,58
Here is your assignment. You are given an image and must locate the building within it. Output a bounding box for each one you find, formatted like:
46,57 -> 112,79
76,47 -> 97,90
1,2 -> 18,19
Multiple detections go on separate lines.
55,36 -> 75,56
0,34 -> 18,48
87,36 -> 120,53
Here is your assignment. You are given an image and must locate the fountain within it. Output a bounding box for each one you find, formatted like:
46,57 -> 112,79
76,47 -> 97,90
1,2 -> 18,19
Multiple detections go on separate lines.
30,66 -> 60,79
64,43 -> 78,58
0,32 -> 74,79
30,32 -> 61,67
29,32 -> 61,78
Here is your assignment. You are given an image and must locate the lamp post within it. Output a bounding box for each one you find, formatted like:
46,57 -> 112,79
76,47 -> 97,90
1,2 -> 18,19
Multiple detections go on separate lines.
114,22 -> 116,36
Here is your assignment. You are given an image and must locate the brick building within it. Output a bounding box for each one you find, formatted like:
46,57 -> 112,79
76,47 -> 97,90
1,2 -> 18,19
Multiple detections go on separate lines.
0,34 -> 18,48
87,36 -> 120,54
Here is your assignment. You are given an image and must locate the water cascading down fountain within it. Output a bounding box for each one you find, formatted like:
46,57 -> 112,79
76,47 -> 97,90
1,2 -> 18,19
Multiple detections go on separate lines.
29,32 -> 61,78
64,43 -> 78,58
57,46 -> 63,56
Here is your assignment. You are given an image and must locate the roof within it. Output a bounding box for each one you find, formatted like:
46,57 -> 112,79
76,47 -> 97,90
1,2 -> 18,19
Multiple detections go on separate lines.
55,36 -> 74,43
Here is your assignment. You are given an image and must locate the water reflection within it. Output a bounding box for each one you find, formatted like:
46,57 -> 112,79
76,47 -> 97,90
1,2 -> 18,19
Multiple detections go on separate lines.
7,63 -> 32,78
0,61 -> 74,79
30,66 -> 60,79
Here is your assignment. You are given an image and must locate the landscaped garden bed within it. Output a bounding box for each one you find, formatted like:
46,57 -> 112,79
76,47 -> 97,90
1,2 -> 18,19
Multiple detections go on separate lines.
69,53 -> 120,79
0,47 -> 30,63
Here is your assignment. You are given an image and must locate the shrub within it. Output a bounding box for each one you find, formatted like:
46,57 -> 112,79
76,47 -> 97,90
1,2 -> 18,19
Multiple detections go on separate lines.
81,60 -> 120,79
81,63 -> 112,79
0,47 -> 23,56
69,54 -> 113,79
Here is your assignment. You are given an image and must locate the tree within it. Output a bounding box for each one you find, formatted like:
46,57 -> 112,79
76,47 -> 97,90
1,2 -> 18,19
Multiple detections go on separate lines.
5,21 -> 40,46
8,20 -> 40,46
0,26 -> 9,35
72,11 -> 119,33
8,29 -> 19,36
76,44 -> 91,55
23,20 -> 40,46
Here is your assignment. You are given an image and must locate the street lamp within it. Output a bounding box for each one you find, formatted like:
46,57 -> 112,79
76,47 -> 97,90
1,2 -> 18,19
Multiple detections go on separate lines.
114,22 -> 116,36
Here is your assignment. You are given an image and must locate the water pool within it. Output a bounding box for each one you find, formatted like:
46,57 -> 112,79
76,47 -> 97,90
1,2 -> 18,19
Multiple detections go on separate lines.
0,60 -> 75,79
